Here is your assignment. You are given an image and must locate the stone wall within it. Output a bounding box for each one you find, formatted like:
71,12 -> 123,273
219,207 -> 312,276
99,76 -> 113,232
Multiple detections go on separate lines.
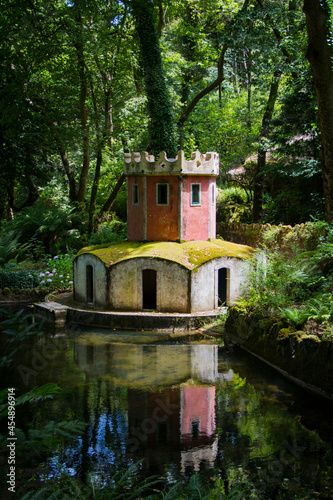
225,307 -> 333,399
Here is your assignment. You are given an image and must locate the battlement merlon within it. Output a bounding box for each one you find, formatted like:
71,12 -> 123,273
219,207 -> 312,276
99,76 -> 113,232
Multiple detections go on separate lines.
124,150 -> 219,176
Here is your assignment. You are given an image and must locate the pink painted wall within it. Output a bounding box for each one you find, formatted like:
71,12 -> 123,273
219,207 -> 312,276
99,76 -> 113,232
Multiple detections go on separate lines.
181,386 -> 216,437
127,176 -> 144,241
127,174 -> 216,242
181,176 -> 212,241
146,175 -> 180,241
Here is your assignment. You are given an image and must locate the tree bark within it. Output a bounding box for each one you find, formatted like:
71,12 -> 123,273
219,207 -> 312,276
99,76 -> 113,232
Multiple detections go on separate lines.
304,0 -> 333,223
59,147 -> 76,202
252,71 -> 282,222
75,8 -> 90,206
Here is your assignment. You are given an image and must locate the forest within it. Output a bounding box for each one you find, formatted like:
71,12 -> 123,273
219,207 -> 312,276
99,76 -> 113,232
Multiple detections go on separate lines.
1,0 -> 333,237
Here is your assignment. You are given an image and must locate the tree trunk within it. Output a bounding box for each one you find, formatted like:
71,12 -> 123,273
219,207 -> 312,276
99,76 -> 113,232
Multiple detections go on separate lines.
252,71 -> 282,222
131,0 -> 177,157
304,0 -> 333,223
75,9 -> 90,205
59,148 -> 76,202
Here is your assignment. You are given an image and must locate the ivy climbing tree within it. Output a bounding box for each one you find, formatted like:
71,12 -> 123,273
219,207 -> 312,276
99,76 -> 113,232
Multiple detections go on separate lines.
130,0 -> 178,157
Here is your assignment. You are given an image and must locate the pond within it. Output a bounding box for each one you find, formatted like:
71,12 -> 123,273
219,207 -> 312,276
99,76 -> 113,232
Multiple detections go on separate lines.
1,326 -> 333,499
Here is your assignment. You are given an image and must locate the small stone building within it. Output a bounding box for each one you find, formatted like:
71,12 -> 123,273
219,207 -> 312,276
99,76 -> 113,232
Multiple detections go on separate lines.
73,151 -> 254,313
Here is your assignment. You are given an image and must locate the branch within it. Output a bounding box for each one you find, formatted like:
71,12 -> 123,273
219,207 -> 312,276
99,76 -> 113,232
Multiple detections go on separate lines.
99,174 -> 126,217
178,45 -> 228,127
177,0 -> 250,128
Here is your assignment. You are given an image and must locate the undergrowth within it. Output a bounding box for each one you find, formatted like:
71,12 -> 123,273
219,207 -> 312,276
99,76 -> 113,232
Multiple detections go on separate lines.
234,222 -> 333,334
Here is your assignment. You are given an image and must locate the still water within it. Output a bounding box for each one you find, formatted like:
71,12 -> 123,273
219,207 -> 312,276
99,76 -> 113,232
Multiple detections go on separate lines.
1,328 -> 333,498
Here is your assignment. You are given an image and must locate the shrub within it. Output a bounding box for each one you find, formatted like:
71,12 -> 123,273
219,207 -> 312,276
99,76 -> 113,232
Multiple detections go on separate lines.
88,219 -> 127,245
0,270 -> 39,290
218,186 -> 248,204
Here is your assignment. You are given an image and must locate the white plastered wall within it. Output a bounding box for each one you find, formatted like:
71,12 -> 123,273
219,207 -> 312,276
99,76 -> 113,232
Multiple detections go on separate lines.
190,257 -> 250,312
108,257 -> 191,312
73,254 -> 108,306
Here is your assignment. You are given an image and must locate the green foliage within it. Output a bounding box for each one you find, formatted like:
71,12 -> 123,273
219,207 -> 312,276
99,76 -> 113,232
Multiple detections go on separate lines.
306,295 -> 333,324
0,231 -> 28,268
0,270 -> 39,290
20,460 -> 160,500
236,222 -> 333,335
3,199 -> 83,256
278,307 -> 310,329
88,219 -> 127,245
218,186 -> 248,204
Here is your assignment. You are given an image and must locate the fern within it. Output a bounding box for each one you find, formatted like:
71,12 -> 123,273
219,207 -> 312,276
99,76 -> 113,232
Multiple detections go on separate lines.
21,488 -> 68,500
278,307 -> 310,328
16,384 -> 63,405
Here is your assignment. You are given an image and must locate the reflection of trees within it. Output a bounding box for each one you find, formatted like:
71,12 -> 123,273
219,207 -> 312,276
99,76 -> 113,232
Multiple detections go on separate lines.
215,373 -> 327,497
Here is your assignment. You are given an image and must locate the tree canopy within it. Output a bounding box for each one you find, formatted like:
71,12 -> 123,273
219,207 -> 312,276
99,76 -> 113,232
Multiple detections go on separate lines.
0,0 -> 332,228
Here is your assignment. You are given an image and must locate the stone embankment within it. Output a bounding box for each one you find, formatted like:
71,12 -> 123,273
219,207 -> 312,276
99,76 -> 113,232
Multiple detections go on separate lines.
224,307 -> 333,400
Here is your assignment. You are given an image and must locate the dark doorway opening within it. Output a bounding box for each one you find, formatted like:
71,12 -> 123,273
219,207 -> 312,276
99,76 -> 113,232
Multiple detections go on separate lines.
86,265 -> 94,303
142,269 -> 157,309
218,268 -> 228,305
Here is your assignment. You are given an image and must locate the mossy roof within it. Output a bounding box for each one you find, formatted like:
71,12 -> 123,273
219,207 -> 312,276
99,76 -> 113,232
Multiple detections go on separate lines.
75,239 -> 254,270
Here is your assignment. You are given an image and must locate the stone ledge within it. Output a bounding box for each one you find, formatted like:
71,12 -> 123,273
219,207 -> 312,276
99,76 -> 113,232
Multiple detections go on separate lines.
34,301 -> 69,329
33,300 -> 221,332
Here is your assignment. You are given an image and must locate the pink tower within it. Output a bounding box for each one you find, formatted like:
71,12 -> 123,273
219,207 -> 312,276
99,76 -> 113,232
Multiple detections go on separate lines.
124,151 -> 219,242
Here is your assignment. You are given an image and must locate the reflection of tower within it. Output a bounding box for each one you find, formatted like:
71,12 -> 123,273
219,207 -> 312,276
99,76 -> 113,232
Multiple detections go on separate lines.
74,339 -> 228,475
180,385 -> 217,472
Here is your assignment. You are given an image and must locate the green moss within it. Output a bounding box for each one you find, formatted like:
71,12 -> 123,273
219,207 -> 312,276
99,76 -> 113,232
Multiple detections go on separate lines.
75,239 -> 254,269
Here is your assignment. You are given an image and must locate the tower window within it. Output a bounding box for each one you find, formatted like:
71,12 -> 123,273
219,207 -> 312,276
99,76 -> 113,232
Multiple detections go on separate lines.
191,183 -> 201,205
212,183 -> 215,205
157,183 -> 169,205
132,184 -> 139,205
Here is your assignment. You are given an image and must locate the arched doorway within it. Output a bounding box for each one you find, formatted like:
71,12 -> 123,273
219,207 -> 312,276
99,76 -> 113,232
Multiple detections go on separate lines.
86,264 -> 94,303
218,267 -> 229,306
142,269 -> 157,310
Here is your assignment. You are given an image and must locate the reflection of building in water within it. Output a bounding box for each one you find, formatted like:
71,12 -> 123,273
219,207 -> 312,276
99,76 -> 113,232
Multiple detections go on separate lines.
74,341 -> 231,474
180,385 -> 217,472
74,342 -> 221,387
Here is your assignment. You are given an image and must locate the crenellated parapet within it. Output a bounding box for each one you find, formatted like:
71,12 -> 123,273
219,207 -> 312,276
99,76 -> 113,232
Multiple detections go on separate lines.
124,150 -> 219,176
